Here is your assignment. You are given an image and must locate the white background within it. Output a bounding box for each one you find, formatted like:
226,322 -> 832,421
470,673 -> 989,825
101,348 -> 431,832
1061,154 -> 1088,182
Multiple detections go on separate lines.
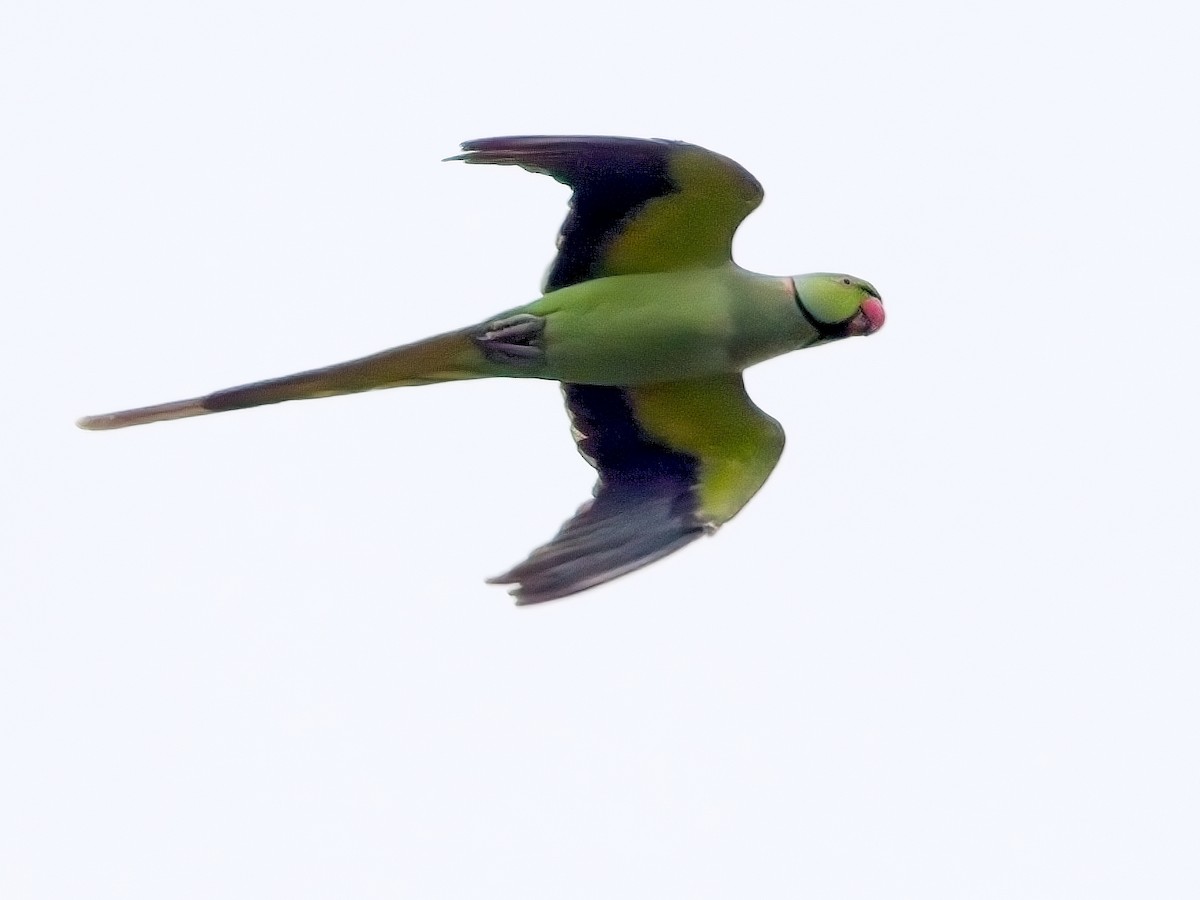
3,1 -> 1198,897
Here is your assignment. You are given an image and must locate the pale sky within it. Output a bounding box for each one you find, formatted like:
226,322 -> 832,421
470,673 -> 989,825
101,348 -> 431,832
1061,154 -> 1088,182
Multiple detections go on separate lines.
3,1 -> 1198,897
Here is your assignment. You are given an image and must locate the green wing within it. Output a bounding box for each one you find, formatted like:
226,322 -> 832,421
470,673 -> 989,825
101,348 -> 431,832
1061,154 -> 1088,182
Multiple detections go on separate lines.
488,374 -> 785,604
449,135 -> 764,291
625,375 -> 785,524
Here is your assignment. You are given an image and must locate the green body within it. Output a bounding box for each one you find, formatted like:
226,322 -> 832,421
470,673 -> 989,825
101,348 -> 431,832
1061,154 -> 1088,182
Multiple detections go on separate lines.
509,266 -> 811,385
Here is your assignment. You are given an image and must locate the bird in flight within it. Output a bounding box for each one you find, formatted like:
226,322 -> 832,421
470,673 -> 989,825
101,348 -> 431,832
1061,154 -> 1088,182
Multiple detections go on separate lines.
79,135 -> 885,604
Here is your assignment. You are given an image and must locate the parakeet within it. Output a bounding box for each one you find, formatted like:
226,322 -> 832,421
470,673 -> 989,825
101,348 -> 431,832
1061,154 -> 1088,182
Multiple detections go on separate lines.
78,136 -> 885,604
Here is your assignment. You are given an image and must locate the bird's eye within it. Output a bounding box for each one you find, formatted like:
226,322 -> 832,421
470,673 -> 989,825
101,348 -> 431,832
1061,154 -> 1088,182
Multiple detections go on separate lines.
842,277 -> 852,285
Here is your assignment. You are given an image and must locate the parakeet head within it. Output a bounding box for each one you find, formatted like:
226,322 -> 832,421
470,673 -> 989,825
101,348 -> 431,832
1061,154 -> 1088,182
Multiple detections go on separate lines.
792,273 -> 885,340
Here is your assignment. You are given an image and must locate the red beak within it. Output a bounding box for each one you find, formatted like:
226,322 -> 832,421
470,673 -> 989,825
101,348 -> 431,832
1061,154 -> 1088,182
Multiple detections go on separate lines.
847,296 -> 885,336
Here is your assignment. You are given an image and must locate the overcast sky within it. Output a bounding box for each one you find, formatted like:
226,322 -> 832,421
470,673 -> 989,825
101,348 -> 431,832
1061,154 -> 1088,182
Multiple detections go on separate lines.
3,1 -> 1198,897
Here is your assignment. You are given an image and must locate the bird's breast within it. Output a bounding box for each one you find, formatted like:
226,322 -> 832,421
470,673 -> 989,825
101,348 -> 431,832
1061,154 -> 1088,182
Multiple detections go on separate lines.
535,272 -> 741,385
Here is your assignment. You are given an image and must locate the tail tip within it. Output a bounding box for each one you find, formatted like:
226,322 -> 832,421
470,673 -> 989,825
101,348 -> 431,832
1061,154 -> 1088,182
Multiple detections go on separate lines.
76,414 -> 113,431
74,397 -> 210,431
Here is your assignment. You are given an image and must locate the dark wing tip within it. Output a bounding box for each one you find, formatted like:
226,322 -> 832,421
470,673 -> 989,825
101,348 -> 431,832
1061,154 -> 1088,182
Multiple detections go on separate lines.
453,134 -> 680,151
489,480 -> 706,605
445,135 -> 685,168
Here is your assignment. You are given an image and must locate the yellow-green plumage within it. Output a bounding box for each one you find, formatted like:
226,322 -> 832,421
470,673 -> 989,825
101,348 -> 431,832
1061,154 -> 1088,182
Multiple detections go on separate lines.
625,376 -> 784,524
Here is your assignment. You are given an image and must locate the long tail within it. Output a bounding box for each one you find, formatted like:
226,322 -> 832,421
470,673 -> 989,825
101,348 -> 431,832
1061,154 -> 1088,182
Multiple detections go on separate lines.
77,329 -> 484,431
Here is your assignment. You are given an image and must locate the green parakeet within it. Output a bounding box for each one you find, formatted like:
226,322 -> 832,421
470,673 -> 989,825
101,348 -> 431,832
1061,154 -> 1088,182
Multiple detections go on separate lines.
79,136 -> 885,604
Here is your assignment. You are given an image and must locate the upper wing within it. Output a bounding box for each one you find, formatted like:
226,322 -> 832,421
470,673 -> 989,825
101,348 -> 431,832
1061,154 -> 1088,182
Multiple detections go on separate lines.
488,374 -> 785,604
449,135 -> 764,291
